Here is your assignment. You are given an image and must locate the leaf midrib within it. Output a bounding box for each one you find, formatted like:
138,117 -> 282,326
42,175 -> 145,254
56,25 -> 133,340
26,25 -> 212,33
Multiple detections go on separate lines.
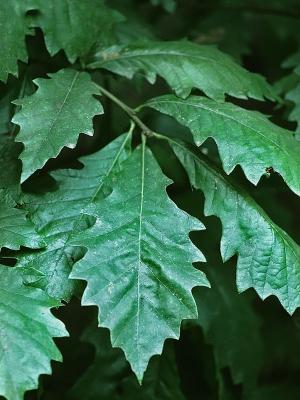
151,98 -> 292,159
42,71 -> 80,152
97,47 -> 245,74
135,139 -> 145,373
171,139 -> 300,312
169,138 -> 300,266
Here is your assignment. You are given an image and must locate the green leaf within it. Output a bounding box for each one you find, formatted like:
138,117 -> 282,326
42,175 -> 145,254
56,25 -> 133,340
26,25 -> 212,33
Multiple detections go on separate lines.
0,73 -> 35,136
282,51 -> 300,75
150,0 -> 176,13
0,192 -> 44,251
69,324 -> 185,400
88,41 -> 276,100
273,72 -> 300,96
16,133 -> 131,301
280,51 -> 300,136
286,83 -> 300,135
171,139 -> 300,314
0,265 -> 67,400
69,140 -> 209,380
0,2 -> 32,82
146,94 -> 300,195
12,68 -> 103,182
29,0 -> 123,62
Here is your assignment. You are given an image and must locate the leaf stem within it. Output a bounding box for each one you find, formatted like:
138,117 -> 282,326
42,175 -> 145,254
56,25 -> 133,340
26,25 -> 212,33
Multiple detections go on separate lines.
95,84 -> 154,137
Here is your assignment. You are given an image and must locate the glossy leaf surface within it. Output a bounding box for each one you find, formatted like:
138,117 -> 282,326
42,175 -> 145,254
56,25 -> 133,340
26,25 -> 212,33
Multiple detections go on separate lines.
88,41 -> 275,100
0,266 -> 67,400
172,140 -> 300,314
16,134 -> 131,301
146,95 -> 300,195
70,142 -> 209,380
13,68 -> 102,182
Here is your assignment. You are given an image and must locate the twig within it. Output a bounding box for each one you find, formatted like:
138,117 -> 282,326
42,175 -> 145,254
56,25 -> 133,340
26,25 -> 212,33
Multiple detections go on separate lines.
95,84 -> 154,137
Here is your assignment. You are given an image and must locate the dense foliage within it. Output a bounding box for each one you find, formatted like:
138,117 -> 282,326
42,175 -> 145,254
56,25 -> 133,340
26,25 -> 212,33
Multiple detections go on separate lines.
1,1 -> 300,399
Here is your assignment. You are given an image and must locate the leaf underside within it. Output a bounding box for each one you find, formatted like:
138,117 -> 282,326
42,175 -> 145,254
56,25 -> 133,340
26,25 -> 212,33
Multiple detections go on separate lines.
88,41 -> 276,101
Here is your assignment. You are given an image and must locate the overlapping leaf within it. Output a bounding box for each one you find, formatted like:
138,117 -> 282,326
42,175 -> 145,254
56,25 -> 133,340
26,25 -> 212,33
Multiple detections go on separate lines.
69,141 -> 209,380
0,2 -> 32,82
171,139 -> 300,314
0,265 -> 67,400
29,0 -> 123,62
286,83 -> 300,135
16,133 -> 131,301
0,72 -> 35,136
277,52 -> 300,136
0,192 -> 44,251
69,324 -> 185,400
12,68 -> 103,182
0,1 -> 299,398
0,138 -> 37,254
88,41 -> 275,100
146,95 -> 300,195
